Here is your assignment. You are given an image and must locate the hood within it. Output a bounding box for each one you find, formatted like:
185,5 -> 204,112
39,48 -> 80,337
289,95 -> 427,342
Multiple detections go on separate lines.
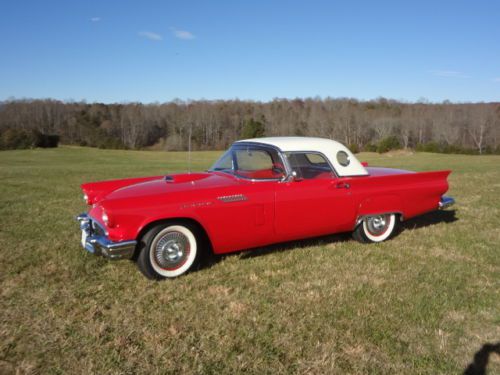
103,172 -> 237,202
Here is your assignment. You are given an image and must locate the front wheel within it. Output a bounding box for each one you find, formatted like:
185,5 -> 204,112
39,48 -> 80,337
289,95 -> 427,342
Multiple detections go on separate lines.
352,213 -> 397,243
137,223 -> 200,279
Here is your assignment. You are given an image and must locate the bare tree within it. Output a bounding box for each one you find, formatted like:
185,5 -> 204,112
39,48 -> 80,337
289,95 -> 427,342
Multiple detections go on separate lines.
1,98 -> 499,153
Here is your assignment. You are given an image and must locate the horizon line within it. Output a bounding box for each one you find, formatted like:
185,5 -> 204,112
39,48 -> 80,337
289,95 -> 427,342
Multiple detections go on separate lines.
1,96 -> 499,106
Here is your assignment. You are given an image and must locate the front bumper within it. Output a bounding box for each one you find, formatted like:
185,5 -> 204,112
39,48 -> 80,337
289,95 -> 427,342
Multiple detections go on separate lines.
439,196 -> 455,209
76,213 -> 136,260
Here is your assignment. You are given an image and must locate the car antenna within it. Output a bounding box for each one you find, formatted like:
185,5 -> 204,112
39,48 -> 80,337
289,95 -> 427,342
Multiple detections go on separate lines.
187,124 -> 192,174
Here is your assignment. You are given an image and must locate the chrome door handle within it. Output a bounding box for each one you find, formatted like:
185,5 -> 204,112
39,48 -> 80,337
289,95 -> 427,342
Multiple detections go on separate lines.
336,182 -> 350,189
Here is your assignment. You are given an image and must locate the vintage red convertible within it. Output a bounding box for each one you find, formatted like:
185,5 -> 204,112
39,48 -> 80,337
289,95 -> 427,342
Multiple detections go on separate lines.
77,137 -> 454,279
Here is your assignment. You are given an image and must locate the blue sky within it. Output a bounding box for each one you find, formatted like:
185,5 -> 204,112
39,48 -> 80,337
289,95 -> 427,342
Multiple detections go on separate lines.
0,0 -> 498,103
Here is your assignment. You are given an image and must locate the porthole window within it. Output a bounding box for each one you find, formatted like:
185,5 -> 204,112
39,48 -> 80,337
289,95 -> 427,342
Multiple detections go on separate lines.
336,151 -> 350,167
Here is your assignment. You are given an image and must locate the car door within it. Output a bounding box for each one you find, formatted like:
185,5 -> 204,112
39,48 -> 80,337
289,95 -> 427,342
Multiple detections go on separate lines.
274,152 -> 355,241
201,144 -> 285,253
202,180 -> 277,254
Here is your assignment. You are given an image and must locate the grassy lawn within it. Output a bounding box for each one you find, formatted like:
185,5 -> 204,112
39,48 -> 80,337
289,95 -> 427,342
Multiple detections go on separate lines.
0,147 -> 499,374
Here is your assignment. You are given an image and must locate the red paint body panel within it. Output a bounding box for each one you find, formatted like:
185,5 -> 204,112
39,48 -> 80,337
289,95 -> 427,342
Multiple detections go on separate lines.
274,178 -> 355,241
82,175 -> 164,205
81,166 -> 451,253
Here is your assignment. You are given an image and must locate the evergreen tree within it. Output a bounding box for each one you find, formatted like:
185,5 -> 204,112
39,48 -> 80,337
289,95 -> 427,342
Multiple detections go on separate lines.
241,118 -> 265,139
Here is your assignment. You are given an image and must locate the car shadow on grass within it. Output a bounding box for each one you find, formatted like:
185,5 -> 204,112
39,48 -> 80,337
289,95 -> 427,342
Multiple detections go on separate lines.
239,232 -> 352,260
203,209 -> 458,268
400,209 -> 457,231
203,232 -> 351,268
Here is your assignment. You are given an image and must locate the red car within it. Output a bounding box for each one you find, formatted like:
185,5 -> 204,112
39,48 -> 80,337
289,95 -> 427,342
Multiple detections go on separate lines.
77,137 -> 454,279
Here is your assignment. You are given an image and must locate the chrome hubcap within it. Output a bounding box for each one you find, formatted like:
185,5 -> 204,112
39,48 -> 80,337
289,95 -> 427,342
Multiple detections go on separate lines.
366,215 -> 389,235
154,231 -> 190,269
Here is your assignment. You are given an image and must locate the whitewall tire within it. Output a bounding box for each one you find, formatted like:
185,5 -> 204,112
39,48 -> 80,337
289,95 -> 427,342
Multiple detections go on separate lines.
137,223 -> 200,279
353,213 -> 397,243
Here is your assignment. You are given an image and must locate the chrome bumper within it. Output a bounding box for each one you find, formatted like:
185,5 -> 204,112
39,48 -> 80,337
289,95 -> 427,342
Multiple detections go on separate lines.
76,213 -> 136,260
439,196 -> 455,209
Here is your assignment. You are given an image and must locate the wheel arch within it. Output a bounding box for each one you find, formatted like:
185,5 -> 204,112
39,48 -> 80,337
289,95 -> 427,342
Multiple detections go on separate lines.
354,194 -> 405,229
132,217 -> 214,260
354,211 -> 403,229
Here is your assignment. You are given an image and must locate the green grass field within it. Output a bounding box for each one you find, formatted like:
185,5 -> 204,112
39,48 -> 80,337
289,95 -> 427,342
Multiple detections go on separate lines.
1,147 -> 499,374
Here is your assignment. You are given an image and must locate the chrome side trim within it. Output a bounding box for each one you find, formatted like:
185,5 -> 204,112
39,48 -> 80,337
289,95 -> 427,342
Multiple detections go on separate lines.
439,196 -> 455,209
217,194 -> 248,203
76,213 -> 136,260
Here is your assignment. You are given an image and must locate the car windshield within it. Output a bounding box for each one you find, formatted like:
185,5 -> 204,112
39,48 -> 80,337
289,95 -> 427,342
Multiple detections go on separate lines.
210,144 -> 286,180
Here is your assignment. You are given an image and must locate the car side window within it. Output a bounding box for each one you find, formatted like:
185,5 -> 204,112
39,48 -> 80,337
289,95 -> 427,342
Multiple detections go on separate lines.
286,152 -> 334,180
235,149 -> 274,171
233,146 -> 285,180
214,151 -> 233,170
211,145 -> 285,180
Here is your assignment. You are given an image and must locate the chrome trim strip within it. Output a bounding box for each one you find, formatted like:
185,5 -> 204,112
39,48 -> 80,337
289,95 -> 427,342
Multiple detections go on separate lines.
76,213 -> 136,260
439,196 -> 455,209
217,194 -> 248,203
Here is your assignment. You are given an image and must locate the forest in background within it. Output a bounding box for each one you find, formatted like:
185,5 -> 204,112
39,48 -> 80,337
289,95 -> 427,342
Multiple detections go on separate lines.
0,98 -> 499,154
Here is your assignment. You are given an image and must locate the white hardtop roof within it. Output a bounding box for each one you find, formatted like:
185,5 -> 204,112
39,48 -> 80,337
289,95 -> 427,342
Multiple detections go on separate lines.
235,137 -> 368,177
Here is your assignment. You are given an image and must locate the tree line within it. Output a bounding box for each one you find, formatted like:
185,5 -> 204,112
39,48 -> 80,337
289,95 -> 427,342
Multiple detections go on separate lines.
0,98 -> 499,154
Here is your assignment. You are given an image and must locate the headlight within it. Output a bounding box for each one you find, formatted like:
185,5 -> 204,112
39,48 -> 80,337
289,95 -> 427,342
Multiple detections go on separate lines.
83,194 -> 88,203
102,211 -> 109,225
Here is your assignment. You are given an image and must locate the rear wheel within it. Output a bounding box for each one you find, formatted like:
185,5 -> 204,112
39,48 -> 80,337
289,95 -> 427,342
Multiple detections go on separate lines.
353,213 -> 397,243
137,223 -> 200,279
